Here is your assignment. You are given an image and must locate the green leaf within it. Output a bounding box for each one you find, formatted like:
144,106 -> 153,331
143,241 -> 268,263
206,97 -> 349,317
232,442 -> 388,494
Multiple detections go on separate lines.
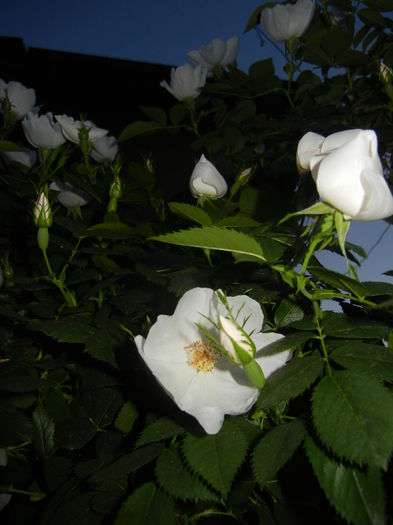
322,313 -> 389,340
87,222 -> 140,239
118,120 -> 163,142
32,406 -> 55,457
305,435 -> 386,525
280,202 -> 334,224
215,215 -> 262,228
312,371 -> 393,468
85,324 -> 125,368
258,331 -> 315,357
115,401 -> 138,434
257,353 -> 324,410
330,342 -> 393,381
308,265 -> 368,298
114,482 -> 176,525
358,8 -> 389,27
152,226 -> 266,262
136,417 -> 184,448
274,299 -> 304,328
139,106 -> 167,126
361,0 -> 393,11
0,140 -> 23,152
89,443 -> 164,485
182,418 -> 248,497
252,420 -> 305,487
168,202 -> 212,226
155,444 -> 220,502
38,316 -> 94,343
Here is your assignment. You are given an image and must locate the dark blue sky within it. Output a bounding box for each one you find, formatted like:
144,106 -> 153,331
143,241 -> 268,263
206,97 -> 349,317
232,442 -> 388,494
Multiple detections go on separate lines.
1,0 -> 393,286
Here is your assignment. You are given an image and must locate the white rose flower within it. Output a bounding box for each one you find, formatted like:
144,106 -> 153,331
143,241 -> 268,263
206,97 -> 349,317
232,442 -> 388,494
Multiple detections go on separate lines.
189,154 -> 228,198
0,79 -> 36,120
0,449 -> 12,511
297,129 -> 393,220
22,112 -> 67,149
55,114 -> 108,144
90,135 -> 118,163
160,64 -> 207,101
2,148 -> 37,167
187,37 -> 239,71
260,0 -> 315,43
50,181 -> 89,208
135,287 -> 290,435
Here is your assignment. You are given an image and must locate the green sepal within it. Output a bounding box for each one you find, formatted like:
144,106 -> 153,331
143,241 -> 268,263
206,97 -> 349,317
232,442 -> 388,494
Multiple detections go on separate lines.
244,359 -> 265,389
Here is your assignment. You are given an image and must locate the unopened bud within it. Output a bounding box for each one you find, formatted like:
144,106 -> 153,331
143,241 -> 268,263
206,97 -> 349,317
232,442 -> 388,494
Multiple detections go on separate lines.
219,314 -> 255,364
380,62 -> 393,84
33,192 -> 53,228
109,176 -> 122,199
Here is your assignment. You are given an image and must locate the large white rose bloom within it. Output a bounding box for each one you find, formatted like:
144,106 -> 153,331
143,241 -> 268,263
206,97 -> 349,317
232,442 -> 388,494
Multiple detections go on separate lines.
135,288 -> 290,434
187,37 -> 239,71
297,129 -> 393,221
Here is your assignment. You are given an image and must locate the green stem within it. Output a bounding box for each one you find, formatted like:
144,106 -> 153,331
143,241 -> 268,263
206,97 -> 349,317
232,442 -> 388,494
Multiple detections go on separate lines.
42,248 -> 77,307
0,485 -> 46,499
313,302 -> 332,376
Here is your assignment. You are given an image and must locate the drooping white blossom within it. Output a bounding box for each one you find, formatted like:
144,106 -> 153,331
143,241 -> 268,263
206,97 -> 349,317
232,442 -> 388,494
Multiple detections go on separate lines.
90,135 -> 118,162
22,112 -> 67,149
2,148 -> 37,167
160,64 -> 207,101
135,287 -> 290,434
0,79 -> 36,120
55,114 -> 108,144
187,37 -> 239,71
50,181 -> 89,208
260,0 -> 315,43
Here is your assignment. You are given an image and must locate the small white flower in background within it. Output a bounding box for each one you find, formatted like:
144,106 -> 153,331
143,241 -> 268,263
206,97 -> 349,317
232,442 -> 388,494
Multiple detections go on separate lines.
50,181 -> 89,208
0,79 -> 36,120
187,36 -> 239,71
297,129 -> 393,221
90,135 -> 118,163
160,64 -> 207,101
260,0 -> 315,43
189,154 -> 228,198
135,287 -> 290,435
2,148 -> 37,168
55,114 -> 108,144
22,112 -> 67,149
0,449 -> 11,511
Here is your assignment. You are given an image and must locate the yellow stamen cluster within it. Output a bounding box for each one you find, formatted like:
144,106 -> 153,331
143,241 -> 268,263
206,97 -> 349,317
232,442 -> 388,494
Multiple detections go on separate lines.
185,339 -> 221,372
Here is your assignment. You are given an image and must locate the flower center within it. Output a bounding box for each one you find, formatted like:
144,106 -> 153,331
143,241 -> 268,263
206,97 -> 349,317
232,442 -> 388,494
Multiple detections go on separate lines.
185,339 -> 221,372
